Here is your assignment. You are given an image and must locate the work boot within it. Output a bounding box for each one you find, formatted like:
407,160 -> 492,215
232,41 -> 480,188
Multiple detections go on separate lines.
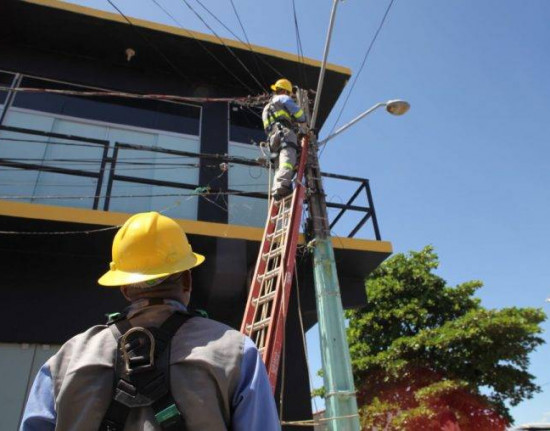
272,186 -> 292,200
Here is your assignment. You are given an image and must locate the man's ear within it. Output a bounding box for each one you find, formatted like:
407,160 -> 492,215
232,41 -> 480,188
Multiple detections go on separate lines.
182,270 -> 192,292
120,286 -> 131,301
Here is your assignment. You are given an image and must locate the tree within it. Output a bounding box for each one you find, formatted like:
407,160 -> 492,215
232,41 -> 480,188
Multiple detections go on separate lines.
346,246 -> 546,430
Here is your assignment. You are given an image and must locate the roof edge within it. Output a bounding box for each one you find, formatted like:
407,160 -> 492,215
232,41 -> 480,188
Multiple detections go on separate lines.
22,0 -> 352,76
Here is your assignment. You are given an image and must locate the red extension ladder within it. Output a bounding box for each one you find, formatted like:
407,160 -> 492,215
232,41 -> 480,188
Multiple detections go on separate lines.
240,134 -> 310,391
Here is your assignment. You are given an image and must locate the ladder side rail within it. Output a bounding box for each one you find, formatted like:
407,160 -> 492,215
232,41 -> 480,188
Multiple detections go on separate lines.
263,135 -> 310,389
254,205 -> 288,352
260,197 -> 292,357
240,201 -> 280,335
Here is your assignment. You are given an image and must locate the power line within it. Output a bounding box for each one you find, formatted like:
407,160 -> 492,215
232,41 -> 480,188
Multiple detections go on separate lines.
105,0 -> 192,84
177,0 -> 266,92
0,86 -> 267,105
0,190 -> 264,200
193,0 -> 284,80
149,0 -> 257,94
325,0 -> 397,142
0,137 -> 269,167
0,181 -> 268,188
291,0 -> 309,89
228,0 -> 266,86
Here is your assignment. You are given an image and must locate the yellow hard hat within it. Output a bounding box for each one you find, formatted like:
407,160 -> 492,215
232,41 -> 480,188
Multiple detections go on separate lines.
270,78 -> 293,93
98,212 -> 205,287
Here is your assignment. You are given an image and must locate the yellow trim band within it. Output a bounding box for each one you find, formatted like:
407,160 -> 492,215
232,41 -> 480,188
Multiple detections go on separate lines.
0,200 -> 392,254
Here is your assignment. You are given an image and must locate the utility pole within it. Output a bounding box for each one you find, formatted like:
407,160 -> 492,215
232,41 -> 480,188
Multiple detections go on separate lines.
298,0 -> 360,429
298,86 -> 360,431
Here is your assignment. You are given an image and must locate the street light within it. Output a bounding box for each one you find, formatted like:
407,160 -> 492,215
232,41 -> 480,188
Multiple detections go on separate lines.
386,99 -> 410,116
319,99 -> 410,145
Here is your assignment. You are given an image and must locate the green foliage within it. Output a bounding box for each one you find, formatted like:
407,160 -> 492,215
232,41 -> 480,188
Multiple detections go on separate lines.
344,246 -> 545,430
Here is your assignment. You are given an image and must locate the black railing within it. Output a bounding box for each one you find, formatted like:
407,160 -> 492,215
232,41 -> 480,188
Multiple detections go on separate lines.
0,126 -> 381,239
0,125 -> 109,209
323,172 -> 381,240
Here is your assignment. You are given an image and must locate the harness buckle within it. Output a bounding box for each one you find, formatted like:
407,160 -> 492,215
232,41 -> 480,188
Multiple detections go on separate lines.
120,327 -> 156,374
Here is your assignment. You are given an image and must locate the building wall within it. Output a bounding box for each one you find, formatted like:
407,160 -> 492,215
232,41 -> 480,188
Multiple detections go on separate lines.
0,343 -> 60,430
0,69 -> 268,226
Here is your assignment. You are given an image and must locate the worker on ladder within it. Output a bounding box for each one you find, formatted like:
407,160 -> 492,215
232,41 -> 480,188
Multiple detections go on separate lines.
262,78 -> 307,200
20,212 -> 280,431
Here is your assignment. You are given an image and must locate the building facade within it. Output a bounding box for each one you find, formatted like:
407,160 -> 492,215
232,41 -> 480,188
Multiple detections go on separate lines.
0,0 -> 392,429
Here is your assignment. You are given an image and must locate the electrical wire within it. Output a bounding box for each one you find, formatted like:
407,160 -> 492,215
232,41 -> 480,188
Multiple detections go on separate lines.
105,0 -> 192,84
0,195 -> 191,235
291,0 -> 309,89
149,0 -> 257,94
0,136 -> 269,167
194,0 -> 283,79
228,0 -> 266,86
0,165 -> 199,173
293,263 -> 320,414
0,86 -> 267,105
0,137 -> 106,150
0,190 -> 264,200
324,0 -> 397,146
177,0 -> 266,92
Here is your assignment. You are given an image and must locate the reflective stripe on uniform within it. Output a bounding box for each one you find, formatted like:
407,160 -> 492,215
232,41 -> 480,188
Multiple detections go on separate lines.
281,162 -> 294,170
293,109 -> 304,119
263,109 -> 293,128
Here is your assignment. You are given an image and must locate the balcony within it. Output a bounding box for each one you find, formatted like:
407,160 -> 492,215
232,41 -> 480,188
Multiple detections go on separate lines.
0,124 -> 381,240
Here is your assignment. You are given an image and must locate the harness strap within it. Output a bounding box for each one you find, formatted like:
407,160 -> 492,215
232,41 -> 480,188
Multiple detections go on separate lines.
264,101 -> 293,131
99,311 -> 194,431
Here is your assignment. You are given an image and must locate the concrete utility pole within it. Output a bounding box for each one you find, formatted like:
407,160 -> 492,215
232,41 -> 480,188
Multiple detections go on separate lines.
298,86 -> 360,431
299,0 -> 361,429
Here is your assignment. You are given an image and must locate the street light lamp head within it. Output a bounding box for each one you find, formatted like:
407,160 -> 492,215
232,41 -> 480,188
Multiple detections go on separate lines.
385,100 -> 410,116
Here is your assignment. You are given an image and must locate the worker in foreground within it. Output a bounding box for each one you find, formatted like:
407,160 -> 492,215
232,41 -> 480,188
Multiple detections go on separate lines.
20,211 -> 280,431
262,78 -> 307,200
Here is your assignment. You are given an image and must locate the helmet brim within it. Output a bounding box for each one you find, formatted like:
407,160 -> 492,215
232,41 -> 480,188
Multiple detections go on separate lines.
98,252 -> 205,287
270,84 -> 278,91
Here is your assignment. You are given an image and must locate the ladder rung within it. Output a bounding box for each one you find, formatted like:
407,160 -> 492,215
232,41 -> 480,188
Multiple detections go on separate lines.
272,207 -> 292,219
247,317 -> 271,332
267,230 -> 286,241
258,267 -> 281,281
262,247 -> 284,260
253,291 -> 277,306
271,222 -> 290,236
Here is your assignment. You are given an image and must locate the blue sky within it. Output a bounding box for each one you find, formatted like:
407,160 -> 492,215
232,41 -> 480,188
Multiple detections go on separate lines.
66,0 -> 550,424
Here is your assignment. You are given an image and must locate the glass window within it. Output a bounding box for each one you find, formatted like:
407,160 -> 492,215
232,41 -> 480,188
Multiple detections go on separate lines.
229,104 -> 266,144
0,113 -> 108,209
227,142 -> 269,227
107,131 -> 200,217
0,71 -> 16,104
13,77 -> 201,135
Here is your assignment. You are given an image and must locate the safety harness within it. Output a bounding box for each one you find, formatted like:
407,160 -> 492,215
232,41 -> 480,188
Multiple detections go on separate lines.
99,300 -> 199,431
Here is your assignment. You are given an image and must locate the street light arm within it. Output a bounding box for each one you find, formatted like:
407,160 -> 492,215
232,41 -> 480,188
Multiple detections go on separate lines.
319,102 -> 386,145
319,99 -> 410,145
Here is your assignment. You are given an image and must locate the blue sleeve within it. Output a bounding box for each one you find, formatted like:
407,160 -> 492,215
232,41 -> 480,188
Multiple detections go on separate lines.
232,337 -> 281,431
281,96 -> 306,123
19,363 -> 56,431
